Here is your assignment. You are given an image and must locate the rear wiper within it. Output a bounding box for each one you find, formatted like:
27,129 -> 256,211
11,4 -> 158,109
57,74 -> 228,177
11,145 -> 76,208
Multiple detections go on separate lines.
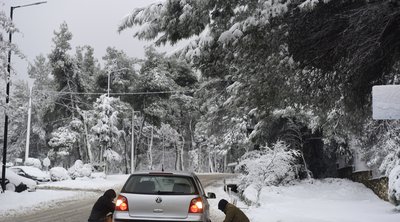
156,190 -> 177,195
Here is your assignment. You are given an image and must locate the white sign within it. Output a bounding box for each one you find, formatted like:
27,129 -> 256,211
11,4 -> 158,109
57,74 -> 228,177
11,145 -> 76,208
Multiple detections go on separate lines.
372,85 -> 400,120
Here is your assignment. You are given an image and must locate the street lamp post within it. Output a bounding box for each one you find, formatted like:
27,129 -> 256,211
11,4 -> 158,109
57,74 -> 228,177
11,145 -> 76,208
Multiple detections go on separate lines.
1,1 -> 47,193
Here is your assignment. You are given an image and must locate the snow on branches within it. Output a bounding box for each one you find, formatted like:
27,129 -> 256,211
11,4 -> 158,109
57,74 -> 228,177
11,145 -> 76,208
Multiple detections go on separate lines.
236,141 -> 300,202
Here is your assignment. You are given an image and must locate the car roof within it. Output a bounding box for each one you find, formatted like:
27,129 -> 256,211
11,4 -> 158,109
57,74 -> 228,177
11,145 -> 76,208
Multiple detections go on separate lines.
129,171 -> 196,177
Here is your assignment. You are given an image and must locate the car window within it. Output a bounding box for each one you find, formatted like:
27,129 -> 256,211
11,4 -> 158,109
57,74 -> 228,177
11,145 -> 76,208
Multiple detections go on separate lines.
193,175 -> 205,195
122,175 -> 198,195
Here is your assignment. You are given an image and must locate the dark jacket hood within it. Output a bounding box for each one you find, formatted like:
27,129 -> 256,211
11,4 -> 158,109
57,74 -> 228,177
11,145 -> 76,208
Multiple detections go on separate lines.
103,189 -> 116,200
218,199 -> 228,212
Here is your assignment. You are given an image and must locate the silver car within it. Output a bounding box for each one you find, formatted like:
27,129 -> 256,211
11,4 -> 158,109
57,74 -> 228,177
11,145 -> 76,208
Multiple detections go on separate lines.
114,171 -> 216,222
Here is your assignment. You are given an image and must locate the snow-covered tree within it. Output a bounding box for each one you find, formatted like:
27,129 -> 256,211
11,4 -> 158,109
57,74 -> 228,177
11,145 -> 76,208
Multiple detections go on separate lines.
118,0 -> 366,178
48,125 -> 80,167
27,55 -> 55,158
74,45 -> 101,104
0,8 -> 22,80
236,141 -> 300,202
90,94 -> 129,169
5,81 -> 29,160
358,120 -> 400,177
158,123 -> 180,170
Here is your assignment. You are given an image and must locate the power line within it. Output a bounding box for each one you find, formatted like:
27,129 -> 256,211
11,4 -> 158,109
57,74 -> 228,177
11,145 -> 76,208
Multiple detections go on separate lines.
33,90 -> 194,96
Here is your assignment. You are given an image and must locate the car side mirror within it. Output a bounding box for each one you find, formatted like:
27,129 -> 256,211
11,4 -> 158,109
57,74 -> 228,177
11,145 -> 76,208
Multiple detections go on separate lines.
207,192 -> 216,199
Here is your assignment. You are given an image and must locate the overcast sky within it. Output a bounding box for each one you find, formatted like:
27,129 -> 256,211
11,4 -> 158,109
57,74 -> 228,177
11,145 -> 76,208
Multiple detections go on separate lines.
1,0 -> 176,83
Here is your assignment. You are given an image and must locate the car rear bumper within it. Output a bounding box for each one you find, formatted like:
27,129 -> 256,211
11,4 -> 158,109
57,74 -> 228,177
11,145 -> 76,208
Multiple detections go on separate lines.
113,211 -> 205,222
114,220 -> 203,222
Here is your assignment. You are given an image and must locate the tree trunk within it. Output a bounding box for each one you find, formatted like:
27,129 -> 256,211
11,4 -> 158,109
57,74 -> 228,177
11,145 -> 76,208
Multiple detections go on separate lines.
148,127 -> 153,170
162,135 -> 165,170
213,152 -> 218,172
83,120 -> 93,163
189,118 -> 195,150
223,154 -> 227,173
180,135 -> 185,171
135,116 -> 146,169
197,144 -> 201,172
123,133 -> 129,174
175,143 -> 180,171
208,147 -> 214,173
77,107 -> 93,163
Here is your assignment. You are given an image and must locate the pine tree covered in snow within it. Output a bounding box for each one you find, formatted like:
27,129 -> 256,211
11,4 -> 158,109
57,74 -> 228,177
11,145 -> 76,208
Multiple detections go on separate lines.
48,124 -> 80,167
118,0 -> 400,179
90,95 -> 128,162
28,55 -> 55,158
0,7 -> 22,81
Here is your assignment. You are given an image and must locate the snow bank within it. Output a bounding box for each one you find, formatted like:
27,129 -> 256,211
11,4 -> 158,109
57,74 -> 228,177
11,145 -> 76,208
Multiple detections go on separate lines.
0,190 -> 96,217
389,165 -> 400,206
0,174 -> 130,218
49,167 -> 70,181
38,174 -> 129,192
24,157 -> 42,169
247,178 -> 399,222
68,160 -> 92,179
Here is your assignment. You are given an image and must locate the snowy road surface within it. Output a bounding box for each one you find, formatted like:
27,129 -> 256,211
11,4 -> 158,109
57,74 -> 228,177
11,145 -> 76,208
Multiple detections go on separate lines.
0,175 -> 399,222
0,173 -> 235,222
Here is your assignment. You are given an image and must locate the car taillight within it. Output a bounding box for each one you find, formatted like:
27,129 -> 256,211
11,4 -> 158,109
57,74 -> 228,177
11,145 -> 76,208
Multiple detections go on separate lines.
188,197 -> 203,213
115,195 -> 129,211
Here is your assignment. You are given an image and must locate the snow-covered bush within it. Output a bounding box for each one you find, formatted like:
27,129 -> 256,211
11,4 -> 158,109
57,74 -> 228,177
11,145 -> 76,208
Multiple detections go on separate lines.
68,160 -> 92,179
236,141 -> 300,202
103,149 -> 122,162
49,167 -> 70,181
388,165 -> 400,206
24,158 -> 42,169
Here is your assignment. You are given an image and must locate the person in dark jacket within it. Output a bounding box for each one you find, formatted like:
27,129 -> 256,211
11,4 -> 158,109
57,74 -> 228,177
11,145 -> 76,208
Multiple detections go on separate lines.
218,199 -> 250,222
88,189 -> 116,222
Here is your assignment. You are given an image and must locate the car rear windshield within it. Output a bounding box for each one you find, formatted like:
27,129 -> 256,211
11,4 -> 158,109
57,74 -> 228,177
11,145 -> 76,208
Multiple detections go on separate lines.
122,175 -> 198,195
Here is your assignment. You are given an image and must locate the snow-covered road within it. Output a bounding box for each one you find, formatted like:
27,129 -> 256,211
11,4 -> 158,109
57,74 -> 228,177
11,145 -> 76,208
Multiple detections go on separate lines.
0,175 -> 399,222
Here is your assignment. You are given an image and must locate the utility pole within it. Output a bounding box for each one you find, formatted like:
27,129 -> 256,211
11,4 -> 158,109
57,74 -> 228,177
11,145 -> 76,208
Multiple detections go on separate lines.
1,1 -> 47,193
131,109 -> 135,173
25,86 -> 32,163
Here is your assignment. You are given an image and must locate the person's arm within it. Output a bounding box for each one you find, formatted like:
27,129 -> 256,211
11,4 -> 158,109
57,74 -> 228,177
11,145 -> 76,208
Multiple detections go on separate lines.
105,200 -> 116,214
223,205 -> 235,222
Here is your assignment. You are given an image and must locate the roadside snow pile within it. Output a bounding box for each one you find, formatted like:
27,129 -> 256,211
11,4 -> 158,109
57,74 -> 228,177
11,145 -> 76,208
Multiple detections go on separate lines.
389,165 -> 400,206
68,160 -> 92,179
246,178 -> 399,222
49,167 -> 70,181
24,158 -> 42,169
0,190 -> 97,217
38,174 -> 129,191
